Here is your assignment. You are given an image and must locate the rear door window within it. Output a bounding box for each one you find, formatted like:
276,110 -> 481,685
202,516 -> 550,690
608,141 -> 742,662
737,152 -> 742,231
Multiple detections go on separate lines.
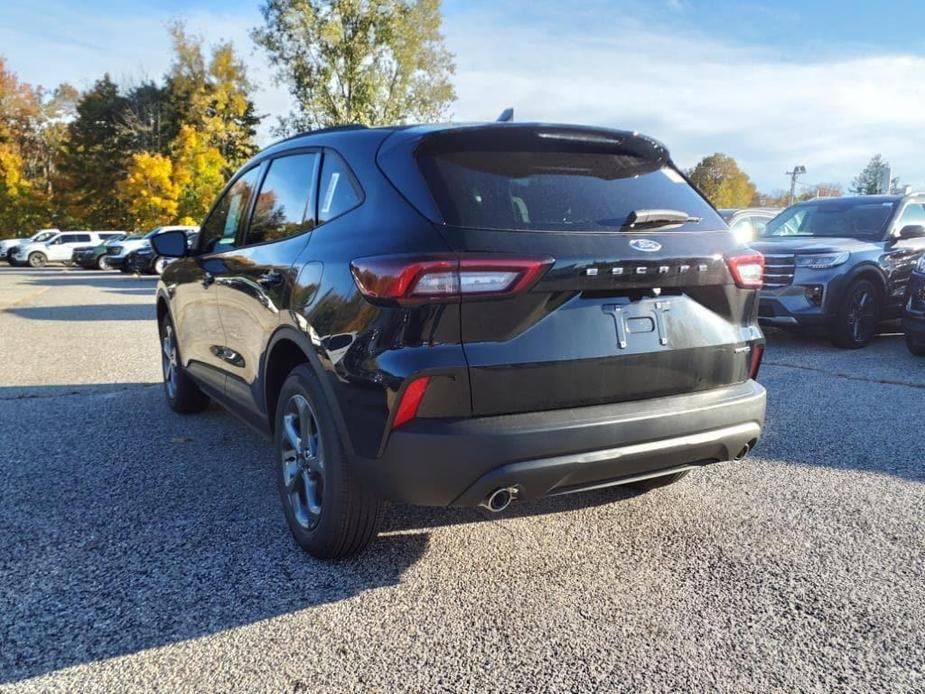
245,153 -> 319,246
418,150 -> 721,232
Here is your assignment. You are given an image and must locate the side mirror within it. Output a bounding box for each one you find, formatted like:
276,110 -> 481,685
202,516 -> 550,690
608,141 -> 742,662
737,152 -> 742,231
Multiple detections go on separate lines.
151,230 -> 189,257
899,224 -> 925,240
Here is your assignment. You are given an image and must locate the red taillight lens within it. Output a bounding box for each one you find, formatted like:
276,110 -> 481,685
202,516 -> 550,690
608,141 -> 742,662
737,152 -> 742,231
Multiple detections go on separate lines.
726,252 -> 764,289
392,376 -> 431,429
749,343 -> 764,380
351,255 -> 553,304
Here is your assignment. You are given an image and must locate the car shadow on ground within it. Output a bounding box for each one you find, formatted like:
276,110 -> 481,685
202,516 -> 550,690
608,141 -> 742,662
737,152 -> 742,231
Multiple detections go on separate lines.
9,269 -> 157,290
0,383 -> 430,684
5,303 -> 156,321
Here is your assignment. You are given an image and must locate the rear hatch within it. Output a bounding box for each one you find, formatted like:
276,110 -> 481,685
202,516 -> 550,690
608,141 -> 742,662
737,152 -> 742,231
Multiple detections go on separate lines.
381,124 -> 761,416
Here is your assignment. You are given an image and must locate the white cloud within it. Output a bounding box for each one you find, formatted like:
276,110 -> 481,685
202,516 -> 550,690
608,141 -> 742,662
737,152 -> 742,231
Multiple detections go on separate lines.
443,6 -> 925,192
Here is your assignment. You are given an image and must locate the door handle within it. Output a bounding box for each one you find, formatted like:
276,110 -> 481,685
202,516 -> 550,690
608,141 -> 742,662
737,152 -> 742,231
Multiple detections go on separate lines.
202,272 -> 214,288
258,270 -> 283,287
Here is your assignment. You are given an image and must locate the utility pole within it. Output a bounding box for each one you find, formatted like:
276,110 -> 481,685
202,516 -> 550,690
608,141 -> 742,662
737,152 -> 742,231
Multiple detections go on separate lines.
786,165 -> 806,206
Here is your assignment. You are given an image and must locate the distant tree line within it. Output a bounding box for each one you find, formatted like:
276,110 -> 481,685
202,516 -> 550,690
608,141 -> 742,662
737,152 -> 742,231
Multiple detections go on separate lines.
0,0 -> 456,235
686,152 -> 905,210
0,24 -> 259,234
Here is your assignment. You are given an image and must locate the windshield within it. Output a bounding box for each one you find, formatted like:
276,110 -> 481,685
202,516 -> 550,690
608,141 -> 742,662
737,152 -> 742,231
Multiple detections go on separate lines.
418,151 -> 721,232
33,232 -> 55,243
143,227 -> 163,239
763,200 -> 896,240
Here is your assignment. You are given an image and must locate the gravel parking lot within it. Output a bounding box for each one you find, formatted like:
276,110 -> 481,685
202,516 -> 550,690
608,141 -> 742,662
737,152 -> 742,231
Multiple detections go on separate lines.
1,267 -> 924,692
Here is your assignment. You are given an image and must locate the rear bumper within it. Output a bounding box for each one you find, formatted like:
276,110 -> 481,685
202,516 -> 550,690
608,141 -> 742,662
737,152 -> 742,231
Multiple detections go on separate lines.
354,380 -> 766,507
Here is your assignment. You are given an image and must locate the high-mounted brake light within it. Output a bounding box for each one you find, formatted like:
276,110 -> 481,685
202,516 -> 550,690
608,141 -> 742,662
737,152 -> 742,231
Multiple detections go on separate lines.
725,252 -> 764,289
350,256 -> 553,304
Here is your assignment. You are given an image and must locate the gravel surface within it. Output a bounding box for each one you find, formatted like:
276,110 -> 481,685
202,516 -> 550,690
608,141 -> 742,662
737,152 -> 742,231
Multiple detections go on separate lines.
1,267 -> 924,693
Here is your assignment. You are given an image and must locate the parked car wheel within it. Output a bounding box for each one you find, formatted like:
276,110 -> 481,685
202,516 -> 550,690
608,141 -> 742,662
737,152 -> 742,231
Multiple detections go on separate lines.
159,315 -> 210,414
830,279 -> 881,349
153,257 -> 169,275
275,365 -> 381,559
629,470 -> 689,492
97,255 -> 111,270
27,252 -> 47,268
906,332 -> 925,356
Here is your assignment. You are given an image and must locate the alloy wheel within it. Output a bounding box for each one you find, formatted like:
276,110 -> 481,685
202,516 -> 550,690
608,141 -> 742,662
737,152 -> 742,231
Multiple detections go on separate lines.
161,324 -> 178,399
847,286 -> 877,342
154,257 -> 168,275
280,394 -> 325,530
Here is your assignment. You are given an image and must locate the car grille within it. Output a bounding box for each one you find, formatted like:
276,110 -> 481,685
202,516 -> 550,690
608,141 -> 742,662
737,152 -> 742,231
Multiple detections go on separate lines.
763,254 -> 795,289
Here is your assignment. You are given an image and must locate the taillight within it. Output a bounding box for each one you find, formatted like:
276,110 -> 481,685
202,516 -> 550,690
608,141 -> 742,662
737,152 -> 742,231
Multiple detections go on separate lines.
749,343 -> 764,380
351,255 -> 553,304
725,252 -> 764,289
392,376 -> 431,429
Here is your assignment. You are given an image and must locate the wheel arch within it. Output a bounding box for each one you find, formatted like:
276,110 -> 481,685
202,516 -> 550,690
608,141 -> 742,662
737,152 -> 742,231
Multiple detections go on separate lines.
262,326 -> 354,456
843,263 -> 888,299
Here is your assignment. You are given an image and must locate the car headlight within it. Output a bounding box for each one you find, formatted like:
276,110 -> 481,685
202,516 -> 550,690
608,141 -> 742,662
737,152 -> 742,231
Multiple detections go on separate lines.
915,256 -> 925,274
794,252 -> 849,270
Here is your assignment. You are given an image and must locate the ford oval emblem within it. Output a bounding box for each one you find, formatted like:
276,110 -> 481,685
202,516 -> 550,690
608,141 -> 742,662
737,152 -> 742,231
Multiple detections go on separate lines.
629,239 -> 662,252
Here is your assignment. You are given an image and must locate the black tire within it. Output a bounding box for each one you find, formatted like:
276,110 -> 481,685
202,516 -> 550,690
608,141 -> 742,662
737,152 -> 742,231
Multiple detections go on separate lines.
158,314 -> 210,414
629,470 -> 689,492
907,332 -> 925,356
275,365 -> 381,559
27,252 -> 47,268
830,279 -> 881,349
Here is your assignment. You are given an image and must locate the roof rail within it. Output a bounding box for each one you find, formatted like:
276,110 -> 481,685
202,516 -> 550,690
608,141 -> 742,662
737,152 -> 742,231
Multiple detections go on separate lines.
274,123 -> 369,145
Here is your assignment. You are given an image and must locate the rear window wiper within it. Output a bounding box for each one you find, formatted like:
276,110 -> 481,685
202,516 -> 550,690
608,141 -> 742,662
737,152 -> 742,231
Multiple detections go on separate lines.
622,209 -> 701,230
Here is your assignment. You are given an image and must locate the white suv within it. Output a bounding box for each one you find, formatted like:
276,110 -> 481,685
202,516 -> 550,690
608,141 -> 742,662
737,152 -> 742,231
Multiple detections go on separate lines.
11,231 -> 125,268
0,229 -> 59,263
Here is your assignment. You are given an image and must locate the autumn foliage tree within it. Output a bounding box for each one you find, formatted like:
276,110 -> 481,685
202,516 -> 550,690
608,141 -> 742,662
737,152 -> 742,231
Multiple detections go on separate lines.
118,152 -> 179,230
687,153 -> 757,209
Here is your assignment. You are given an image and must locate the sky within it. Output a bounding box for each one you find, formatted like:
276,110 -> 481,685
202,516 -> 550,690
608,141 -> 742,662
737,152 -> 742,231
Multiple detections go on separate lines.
2,0 -> 925,193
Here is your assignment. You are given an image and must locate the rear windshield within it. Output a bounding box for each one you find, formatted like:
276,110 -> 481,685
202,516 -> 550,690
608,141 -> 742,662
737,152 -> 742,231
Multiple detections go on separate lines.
418,150 -> 722,232
763,200 -> 896,240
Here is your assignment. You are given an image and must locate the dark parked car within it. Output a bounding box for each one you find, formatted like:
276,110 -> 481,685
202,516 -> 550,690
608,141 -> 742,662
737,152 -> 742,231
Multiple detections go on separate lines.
753,194 -> 925,348
72,234 -> 130,269
153,122 -> 767,558
903,256 -> 925,355
125,231 -> 199,274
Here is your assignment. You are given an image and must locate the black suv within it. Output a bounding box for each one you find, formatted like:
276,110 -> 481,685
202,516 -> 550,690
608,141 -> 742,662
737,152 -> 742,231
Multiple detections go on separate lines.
153,122 -> 767,558
753,195 -> 925,348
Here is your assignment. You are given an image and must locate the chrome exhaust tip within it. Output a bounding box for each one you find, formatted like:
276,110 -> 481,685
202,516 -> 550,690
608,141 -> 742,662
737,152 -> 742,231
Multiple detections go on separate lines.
479,487 -> 518,513
733,442 -> 751,462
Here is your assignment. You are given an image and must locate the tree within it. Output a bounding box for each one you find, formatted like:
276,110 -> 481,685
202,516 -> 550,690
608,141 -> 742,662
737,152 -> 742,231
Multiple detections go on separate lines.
0,57 -> 66,233
166,23 -> 259,170
252,0 -> 456,133
171,125 -> 226,224
851,154 -> 900,195
57,75 -> 131,228
688,153 -> 757,208
117,152 -> 179,230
